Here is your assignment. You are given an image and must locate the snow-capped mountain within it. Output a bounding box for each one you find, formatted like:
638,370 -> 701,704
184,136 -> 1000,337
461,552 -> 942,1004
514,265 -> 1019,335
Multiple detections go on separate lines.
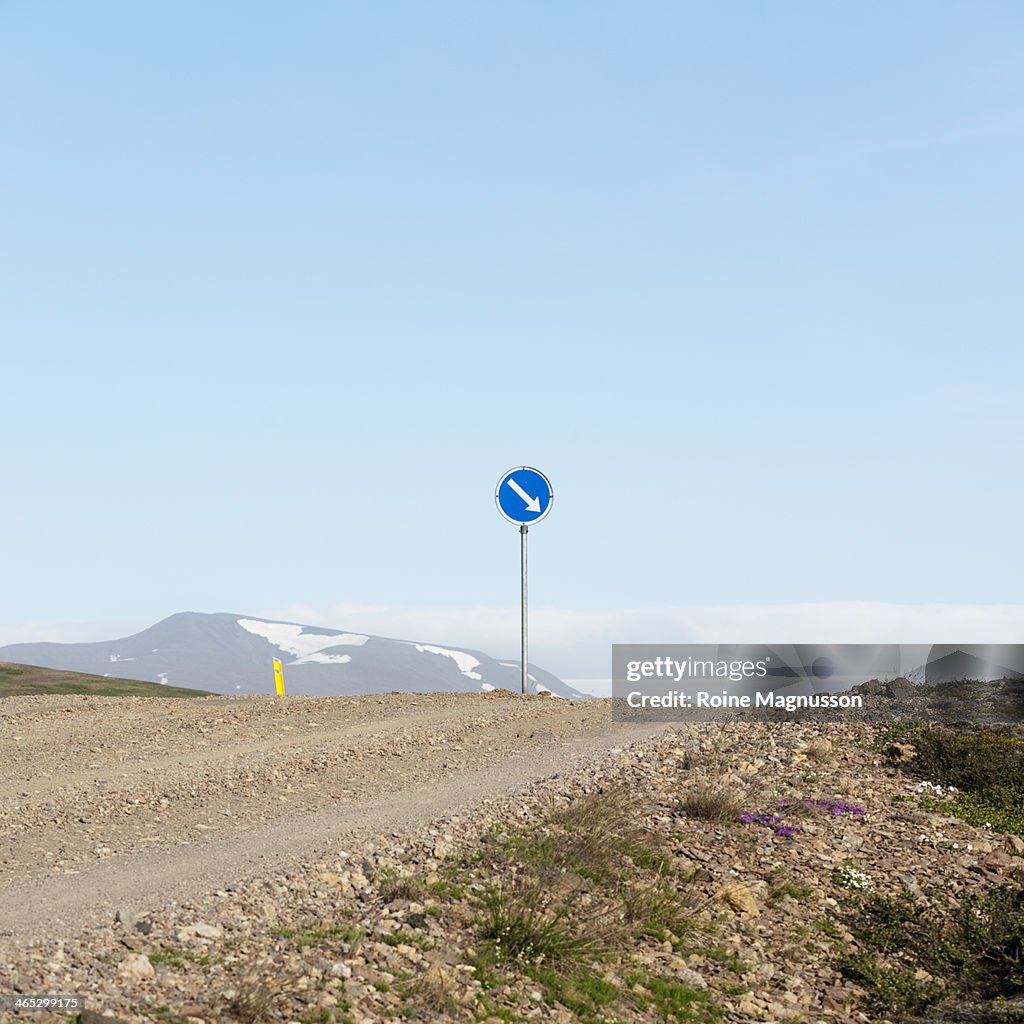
0,612 -> 586,698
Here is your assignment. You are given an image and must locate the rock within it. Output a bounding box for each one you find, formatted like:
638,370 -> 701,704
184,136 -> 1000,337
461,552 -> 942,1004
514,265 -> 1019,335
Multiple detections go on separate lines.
856,679 -> 886,696
885,742 -> 917,762
981,850 -> 1014,873
737,995 -> 762,1015
1005,834 -> 1024,856
715,883 -> 760,917
676,967 -> 707,989
115,907 -> 154,934
114,907 -> 139,928
885,677 -> 917,699
117,953 -> 155,980
178,922 -> 223,941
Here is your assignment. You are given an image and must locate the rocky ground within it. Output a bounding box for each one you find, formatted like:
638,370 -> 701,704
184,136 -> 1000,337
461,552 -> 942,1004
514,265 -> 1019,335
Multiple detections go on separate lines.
0,696 -> 1022,1023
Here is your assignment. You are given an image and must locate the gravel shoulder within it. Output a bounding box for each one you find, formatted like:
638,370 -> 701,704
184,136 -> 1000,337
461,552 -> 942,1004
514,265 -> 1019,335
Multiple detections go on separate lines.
0,692 -> 662,944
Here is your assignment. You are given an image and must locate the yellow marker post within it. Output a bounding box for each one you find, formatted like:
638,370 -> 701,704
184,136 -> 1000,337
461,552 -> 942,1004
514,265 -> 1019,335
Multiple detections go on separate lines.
273,657 -> 285,696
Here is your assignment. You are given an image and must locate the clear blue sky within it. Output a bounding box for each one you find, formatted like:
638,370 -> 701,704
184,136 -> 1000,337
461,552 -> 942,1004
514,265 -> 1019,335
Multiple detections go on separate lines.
3,2 -> 1022,664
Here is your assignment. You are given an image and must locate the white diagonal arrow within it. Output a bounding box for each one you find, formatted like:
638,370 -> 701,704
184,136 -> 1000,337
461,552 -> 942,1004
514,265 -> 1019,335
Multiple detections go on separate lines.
506,477 -> 541,513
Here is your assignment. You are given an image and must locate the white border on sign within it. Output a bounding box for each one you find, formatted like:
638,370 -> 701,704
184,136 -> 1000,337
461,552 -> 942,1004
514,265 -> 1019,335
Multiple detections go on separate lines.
494,465 -> 554,525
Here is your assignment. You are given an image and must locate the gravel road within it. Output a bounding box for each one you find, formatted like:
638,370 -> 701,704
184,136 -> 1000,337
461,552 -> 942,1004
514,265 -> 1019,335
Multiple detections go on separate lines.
0,692 -> 664,946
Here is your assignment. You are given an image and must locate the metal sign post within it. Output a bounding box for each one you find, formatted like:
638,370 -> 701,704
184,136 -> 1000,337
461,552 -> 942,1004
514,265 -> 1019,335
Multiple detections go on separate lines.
520,524 -> 528,696
495,467 -> 553,695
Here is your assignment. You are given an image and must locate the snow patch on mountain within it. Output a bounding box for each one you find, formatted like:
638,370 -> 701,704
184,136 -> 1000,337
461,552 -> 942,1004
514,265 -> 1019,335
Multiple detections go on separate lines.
411,643 -> 483,681
238,619 -> 369,663
294,651 -> 353,666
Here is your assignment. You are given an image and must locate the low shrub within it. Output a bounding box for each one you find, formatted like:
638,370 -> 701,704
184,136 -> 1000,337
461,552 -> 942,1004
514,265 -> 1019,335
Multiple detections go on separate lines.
884,724 -> 1024,835
839,883 -> 1024,1015
912,727 -> 1024,796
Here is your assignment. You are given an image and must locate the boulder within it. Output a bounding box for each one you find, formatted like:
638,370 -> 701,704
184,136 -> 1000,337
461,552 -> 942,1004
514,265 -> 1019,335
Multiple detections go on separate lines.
856,679 -> 886,696
885,678 -> 917,700
117,953 -> 155,980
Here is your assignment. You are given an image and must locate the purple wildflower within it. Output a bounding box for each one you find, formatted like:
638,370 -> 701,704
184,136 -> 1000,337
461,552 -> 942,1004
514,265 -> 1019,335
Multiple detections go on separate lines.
827,801 -> 865,816
737,810 -> 799,837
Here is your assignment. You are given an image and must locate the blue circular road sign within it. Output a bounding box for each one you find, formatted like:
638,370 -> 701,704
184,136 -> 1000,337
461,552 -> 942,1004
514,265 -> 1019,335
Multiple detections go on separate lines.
495,466 -> 553,525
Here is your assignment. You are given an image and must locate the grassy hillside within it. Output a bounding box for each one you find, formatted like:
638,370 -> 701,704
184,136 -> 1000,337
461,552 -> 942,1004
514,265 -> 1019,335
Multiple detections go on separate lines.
0,662 -> 214,698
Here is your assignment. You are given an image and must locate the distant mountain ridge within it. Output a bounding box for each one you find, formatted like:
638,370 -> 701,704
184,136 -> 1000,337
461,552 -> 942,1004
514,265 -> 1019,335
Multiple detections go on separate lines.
922,647 -> 1024,685
0,612 -> 585,698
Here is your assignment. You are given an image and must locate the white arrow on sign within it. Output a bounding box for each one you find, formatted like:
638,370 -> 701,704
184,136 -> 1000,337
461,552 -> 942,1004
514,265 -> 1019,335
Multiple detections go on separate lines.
506,477 -> 541,513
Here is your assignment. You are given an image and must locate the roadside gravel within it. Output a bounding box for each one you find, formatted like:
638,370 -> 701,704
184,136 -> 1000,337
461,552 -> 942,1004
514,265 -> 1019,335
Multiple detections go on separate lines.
0,692 -> 660,944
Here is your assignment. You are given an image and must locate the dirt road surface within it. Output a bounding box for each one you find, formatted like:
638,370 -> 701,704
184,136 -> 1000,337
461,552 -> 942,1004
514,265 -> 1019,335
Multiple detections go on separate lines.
0,692 -> 665,948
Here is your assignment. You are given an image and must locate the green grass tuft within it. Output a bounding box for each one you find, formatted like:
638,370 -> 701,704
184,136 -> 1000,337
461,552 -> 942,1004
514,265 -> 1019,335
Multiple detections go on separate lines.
148,947 -> 209,969
627,971 -> 723,1022
480,885 -> 605,970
